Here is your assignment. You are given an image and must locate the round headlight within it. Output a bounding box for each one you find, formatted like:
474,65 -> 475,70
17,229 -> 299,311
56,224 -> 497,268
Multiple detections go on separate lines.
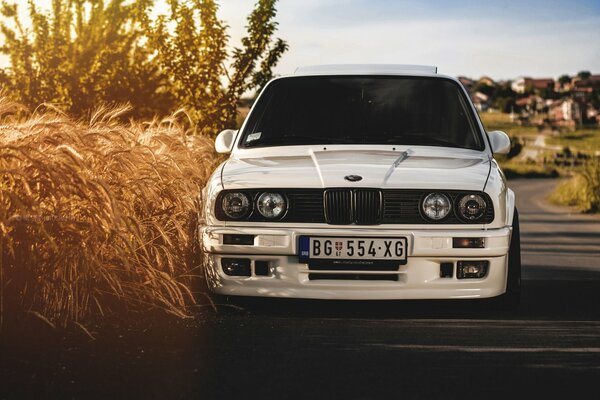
221,192 -> 251,219
458,194 -> 487,221
257,192 -> 287,219
422,193 -> 451,220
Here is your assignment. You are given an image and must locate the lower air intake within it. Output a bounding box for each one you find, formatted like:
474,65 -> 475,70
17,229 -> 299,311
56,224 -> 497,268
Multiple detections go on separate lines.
308,273 -> 399,281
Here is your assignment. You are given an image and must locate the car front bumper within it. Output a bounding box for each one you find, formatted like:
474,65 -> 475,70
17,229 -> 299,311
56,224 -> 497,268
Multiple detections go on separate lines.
201,226 -> 512,300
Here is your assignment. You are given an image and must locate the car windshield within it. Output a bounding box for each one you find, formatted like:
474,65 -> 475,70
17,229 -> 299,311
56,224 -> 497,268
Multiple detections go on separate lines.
240,76 -> 484,150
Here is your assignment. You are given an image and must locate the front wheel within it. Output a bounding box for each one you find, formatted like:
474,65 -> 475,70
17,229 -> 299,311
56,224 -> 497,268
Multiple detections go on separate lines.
494,208 -> 522,310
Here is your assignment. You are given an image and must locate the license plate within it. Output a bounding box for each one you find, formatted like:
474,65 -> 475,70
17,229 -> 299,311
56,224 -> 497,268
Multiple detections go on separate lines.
298,236 -> 407,263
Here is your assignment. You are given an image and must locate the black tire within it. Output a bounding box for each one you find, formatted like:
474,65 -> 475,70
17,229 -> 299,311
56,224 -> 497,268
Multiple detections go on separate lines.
494,208 -> 522,310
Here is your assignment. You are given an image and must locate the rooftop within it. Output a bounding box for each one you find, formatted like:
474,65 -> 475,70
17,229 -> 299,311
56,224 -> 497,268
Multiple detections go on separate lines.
294,64 -> 438,76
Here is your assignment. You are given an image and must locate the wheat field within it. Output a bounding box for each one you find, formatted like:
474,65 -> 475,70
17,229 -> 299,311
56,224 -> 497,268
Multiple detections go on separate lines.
0,99 -> 219,328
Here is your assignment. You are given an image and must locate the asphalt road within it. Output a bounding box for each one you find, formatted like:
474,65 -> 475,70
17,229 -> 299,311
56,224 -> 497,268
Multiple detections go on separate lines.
2,179 -> 599,399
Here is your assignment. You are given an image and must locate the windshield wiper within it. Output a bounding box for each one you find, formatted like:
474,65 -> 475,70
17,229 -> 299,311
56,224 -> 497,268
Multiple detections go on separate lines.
376,134 -> 459,147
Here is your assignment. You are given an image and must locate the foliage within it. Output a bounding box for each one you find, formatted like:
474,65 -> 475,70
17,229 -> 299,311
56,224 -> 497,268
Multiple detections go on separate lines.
0,0 -> 288,132
558,74 -> 571,85
500,161 -> 559,180
489,84 -> 517,113
577,70 -> 591,80
479,111 -> 539,137
472,82 -> 494,97
579,157 -> 600,212
538,87 -> 557,100
546,127 -> 600,151
0,0 -> 170,118
550,158 -> 600,213
146,0 -> 288,135
493,97 -> 515,113
0,98 -> 219,328
506,135 -> 523,159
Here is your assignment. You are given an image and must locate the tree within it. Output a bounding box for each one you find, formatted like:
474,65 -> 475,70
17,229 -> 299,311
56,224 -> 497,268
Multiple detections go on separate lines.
0,0 -> 171,118
493,97 -> 515,114
539,86 -> 557,100
146,0 -> 288,135
577,71 -> 591,80
0,0 -> 288,129
472,82 -> 495,97
558,74 -> 571,85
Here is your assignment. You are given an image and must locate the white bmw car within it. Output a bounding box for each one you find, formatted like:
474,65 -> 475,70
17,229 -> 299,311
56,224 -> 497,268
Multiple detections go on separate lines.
201,64 -> 521,308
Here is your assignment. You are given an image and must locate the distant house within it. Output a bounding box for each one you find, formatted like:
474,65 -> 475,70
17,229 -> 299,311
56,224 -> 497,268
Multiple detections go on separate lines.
550,98 -> 583,126
570,75 -> 600,96
587,104 -> 600,124
555,79 -> 572,93
458,76 -> 475,89
515,95 -> 544,113
511,78 -> 528,93
477,76 -> 495,87
471,92 -> 490,111
530,78 -> 554,91
573,74 -> 600,89
511,77 -> 554,94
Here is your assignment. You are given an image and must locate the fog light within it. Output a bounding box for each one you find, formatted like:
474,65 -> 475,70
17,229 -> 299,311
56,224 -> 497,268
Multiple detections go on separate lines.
222,258 -> 251,276
453,237 -> 485,248
457,261 -> 489,279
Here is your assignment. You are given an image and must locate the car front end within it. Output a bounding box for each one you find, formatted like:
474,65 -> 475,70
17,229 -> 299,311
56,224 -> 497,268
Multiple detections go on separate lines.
200,64 -> 518,301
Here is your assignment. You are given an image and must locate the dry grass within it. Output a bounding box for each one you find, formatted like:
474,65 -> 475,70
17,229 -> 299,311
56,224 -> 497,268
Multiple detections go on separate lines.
550,158 -> 600,213
0,99 -> 218,328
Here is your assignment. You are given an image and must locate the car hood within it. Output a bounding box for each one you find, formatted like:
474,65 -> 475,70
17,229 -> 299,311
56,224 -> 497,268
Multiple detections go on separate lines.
221,146 -> 491,191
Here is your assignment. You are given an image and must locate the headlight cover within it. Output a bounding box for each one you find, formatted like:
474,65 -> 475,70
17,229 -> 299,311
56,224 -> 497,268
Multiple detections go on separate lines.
221,192 -> 251,219
257,192 -> 287,219
421,193 -> 451,220
457,194 -> 487,221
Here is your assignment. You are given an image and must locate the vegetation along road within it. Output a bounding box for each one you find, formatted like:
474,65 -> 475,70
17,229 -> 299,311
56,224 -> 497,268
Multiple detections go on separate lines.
1,179 -> 599,400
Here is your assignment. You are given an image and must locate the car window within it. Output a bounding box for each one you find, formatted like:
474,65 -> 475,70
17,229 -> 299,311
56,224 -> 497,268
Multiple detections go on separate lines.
240,76 -> 484,150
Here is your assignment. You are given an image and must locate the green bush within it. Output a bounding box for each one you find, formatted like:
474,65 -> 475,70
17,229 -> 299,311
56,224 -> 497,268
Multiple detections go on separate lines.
0,0 -> 287,134
550,158 -> 600,213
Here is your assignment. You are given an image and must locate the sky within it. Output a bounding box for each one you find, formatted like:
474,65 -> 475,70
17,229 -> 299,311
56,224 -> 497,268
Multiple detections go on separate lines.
218,0 -> 600,80
5,0 -> 600,80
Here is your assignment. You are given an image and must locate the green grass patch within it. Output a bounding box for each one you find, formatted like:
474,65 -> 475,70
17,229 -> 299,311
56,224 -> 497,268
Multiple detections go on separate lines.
479,112 -> 539,137
549,159 -> 600,213
500,160 -> 559,179
546,128 -> 600,151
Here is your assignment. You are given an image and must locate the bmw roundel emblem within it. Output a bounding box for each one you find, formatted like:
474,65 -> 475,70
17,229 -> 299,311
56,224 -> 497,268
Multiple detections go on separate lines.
344,175 -> 363,182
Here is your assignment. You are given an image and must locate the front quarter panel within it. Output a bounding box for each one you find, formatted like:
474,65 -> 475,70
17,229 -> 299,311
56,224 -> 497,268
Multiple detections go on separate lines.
485,159 -> 512,229
201,161 -> 227,228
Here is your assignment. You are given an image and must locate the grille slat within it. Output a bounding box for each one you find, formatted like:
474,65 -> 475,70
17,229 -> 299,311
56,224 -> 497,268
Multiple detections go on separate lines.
324,189 -> 353,224
354,189 -> 382,225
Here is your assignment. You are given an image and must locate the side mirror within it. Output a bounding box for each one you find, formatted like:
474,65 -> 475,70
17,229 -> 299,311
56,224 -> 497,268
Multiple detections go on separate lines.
488,130 -> 510,154
215,129 -> 237,153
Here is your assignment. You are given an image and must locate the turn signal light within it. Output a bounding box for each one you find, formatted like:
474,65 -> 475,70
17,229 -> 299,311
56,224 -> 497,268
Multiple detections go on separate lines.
457,261 -> 489,279
223,234 -> 255,245
453,237 -> 485,248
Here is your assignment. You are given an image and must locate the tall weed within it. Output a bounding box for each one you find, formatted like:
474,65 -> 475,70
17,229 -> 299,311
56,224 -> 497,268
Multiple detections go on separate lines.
0,99 -> 218,327
550,157 -> 600,213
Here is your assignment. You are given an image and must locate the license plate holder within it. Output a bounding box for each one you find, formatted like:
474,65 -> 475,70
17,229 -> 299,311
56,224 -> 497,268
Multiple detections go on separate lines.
298,236 -> 408,264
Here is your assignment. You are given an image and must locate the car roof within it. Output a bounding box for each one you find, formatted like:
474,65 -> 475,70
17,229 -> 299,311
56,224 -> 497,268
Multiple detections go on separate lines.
294,64 -> 438,77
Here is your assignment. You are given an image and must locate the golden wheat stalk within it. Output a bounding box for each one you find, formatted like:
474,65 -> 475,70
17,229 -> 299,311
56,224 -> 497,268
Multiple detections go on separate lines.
0,99 -> 218,328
